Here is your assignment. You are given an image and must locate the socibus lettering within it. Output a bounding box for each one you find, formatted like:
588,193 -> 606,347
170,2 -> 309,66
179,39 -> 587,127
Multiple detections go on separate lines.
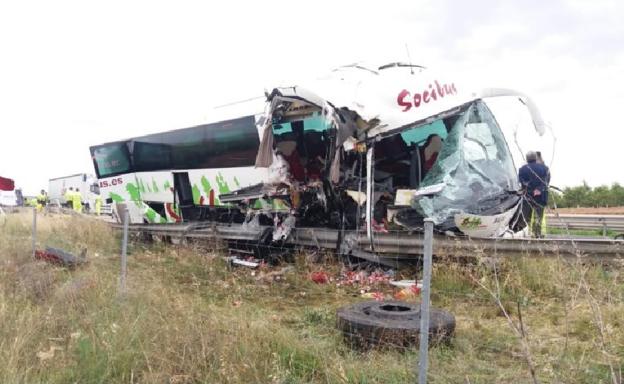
397,80 -> 458,112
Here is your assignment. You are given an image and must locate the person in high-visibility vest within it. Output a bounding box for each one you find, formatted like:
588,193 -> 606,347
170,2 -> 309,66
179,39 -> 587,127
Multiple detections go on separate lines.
95,195 -> 102,216
27,197 -> 38,207
36,189 -> 48,212
63,187 -> 74,209
72,188 -> 83,213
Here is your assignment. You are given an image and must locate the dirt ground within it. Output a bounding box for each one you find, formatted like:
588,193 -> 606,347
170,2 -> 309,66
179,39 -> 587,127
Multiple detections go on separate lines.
549,206 -> 624,215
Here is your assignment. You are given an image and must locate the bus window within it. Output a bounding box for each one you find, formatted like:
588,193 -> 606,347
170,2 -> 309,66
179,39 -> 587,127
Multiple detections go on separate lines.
132,115 -> 259,170
91,142 -> 131,178
133,142 -> 172,172
202,116 -> 260,168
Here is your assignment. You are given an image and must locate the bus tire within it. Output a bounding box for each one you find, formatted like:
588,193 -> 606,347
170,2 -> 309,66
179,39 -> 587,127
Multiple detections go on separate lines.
336,300 -> 455,349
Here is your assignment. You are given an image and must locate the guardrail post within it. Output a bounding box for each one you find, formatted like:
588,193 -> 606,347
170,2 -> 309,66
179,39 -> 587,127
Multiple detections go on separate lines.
32,207 -> 37,258
418,218 -> 434,384
119,207 -> 129,294
601,218 -> 607,237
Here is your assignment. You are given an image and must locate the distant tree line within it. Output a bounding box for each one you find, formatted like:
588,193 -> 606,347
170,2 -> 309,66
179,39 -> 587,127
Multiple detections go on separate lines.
549,182 -> 624,208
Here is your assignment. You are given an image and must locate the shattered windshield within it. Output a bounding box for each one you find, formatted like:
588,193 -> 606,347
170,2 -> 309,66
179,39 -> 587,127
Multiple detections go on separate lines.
416,101 -> 519,223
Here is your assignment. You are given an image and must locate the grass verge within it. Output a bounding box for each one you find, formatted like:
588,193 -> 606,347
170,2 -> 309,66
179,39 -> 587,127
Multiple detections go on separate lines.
0,211 -> 622,383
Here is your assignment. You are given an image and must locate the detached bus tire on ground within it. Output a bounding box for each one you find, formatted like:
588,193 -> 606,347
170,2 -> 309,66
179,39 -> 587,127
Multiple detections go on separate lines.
336,301 -> 455,349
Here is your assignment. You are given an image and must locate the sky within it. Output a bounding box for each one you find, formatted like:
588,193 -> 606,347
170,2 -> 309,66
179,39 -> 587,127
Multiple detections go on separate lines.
0,0 -> 623,195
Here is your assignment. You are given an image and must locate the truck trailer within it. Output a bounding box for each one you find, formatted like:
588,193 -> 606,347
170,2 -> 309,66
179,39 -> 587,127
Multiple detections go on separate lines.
48,173 -> 104,213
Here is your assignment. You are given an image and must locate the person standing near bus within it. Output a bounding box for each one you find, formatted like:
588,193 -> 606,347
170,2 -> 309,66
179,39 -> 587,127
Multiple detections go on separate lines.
15,188 -> 24,207
518,151 -> 550,238
36,189 -> 48,212
95,195 -> 102,215
27,197 -> 38,208
72,188 -> 83,213
64,187 -> 74,209
535,150 -> 547,235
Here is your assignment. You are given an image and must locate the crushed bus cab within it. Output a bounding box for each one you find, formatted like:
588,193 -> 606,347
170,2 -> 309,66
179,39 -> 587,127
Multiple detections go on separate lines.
89,63 -> 547,261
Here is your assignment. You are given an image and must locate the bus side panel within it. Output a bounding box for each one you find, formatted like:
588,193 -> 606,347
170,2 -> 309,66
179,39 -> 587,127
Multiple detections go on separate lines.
97,173 -> 144,223
187,167 -> 268,206
134,172 -> 174,203
100,172 -> 177,224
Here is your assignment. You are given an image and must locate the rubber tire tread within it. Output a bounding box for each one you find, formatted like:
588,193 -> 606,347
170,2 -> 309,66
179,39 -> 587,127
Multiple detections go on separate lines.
336,300 -> 455,349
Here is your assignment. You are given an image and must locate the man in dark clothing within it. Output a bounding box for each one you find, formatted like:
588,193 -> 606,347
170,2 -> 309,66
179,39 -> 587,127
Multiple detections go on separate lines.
518,151 -> 550,238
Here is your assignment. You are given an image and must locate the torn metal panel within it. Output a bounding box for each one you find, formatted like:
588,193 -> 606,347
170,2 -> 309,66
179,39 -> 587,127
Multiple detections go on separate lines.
219,183 -> 267,203
255,98 -> 279,167
273,214 -> 296,242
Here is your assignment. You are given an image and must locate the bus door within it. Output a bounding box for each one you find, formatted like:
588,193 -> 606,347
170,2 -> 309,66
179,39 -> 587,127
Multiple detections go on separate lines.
173,172 -> 195,221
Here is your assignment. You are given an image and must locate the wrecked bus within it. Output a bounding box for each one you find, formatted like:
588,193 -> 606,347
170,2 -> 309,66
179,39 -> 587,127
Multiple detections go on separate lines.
90,63 -> 545,241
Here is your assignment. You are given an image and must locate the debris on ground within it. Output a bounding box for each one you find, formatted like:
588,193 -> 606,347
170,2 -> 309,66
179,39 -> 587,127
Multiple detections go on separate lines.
390,279 -> 423,299
389,279 -> 422,289
34,247 -> 87,268
227,256 -> 261,268
360,291 -> 385,300
393,285 -> 421,300
336,267 -> 395,287
254,266 -> 294,284
336,300 -> 455,350
333,267 -> 425,299
310,271 -> 329,284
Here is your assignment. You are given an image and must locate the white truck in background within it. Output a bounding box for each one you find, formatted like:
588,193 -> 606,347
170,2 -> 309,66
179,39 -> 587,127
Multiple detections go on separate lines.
0,176 -> 17,207
0,190 -> 17,206
48,173 -> 110,214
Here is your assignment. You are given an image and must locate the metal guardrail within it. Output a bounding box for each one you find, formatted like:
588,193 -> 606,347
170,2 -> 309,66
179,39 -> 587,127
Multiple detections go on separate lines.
110,221 -> 624,262
1,205 -> 113,217
547,214 -> 624,233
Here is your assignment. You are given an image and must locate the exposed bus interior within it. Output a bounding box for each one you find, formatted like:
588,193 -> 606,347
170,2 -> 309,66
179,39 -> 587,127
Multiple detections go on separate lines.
220,100 -> 339,230
335,114 -> 454,231
216,96 -> 523,238
246,97 -> 524,236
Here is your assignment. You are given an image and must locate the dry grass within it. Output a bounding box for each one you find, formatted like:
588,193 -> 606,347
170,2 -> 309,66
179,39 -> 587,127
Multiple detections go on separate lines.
0,211 -> 622,383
